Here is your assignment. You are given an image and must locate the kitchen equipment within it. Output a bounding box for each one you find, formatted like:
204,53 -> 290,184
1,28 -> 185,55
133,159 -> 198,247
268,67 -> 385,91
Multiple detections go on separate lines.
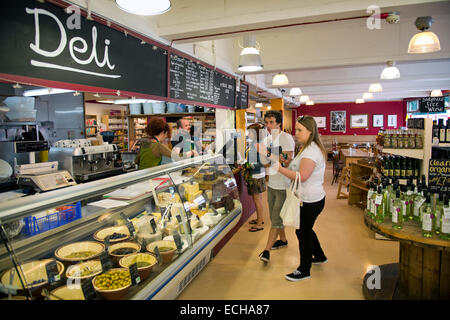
49,143 -> 124,182
15,162 -> 77,192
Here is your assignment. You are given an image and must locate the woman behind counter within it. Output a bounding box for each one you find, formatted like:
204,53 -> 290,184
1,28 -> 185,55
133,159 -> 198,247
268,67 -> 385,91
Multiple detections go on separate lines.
135,117 -> 173,169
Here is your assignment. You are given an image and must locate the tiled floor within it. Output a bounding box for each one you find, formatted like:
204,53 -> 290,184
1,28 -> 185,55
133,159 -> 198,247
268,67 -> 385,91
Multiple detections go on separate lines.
177,162 -> 399,300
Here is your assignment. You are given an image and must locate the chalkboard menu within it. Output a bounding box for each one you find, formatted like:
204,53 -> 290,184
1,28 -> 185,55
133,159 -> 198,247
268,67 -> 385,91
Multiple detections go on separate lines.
419,97 -> 445,113
170,53 -> 235,108
0,0 -> 167,97
236,82 -> 249,109
428,159 -> 450,193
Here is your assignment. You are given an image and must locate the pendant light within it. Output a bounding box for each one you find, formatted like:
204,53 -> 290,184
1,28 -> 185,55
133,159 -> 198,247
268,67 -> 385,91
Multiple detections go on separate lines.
23,88 -> 74,96
299,95 -> 309,103
430,89 -> 443,97
272,73 -> 289,86
355,99 -> 365,104
255,102 -> 264,108
362,92 -> 374,100
368,83 -> 383,93
408,16 -> 441,54
306,100 -> 314,106
289,87 -> 302,96
380,61 -> 400,80
238,35 -> 263,72
115,0 -> 171,16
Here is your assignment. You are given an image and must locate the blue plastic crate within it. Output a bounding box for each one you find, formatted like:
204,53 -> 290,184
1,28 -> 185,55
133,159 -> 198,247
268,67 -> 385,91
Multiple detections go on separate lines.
23,201 -> 82,236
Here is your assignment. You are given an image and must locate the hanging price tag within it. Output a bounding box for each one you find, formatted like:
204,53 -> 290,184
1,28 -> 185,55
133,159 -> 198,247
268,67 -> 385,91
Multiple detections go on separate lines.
129,263 -> 141,286
81,279 -> 96,300
99,252 -> 113,272
45,260 -> 61,285
173,232 -> 183,253
154,246 -> 162,264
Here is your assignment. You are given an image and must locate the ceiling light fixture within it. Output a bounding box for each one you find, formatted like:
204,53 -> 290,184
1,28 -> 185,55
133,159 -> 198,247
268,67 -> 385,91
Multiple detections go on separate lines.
115,0 -> 171,16
255,102 -> 264,108
380,60 -> 400,80
306,100 -> 314,106
362,92 -> 374,100
299,95 -> 309,103
12,83 -> 22,89
114,99 -> 157,104
289,87 -> 302,96
272,73 -> 289,86
23,88 -> 74,97
93,93 -> 101,98
430,89 -> 443,97
238,35 -> 263,72
73,91 -> 81,96
368,83 -> 383,93
356,98 -> 365,104
98,100 -> 115,104
408,16 -> 441,54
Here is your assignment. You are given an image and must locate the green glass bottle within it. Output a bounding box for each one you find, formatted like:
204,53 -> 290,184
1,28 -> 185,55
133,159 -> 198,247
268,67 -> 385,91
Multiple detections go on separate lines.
406,183 -> 415,220
440,194 -> 450,240
413,159 -> 419,179
394,157 -> 401,179
435,192 -> 444,235
400,157 -> 406,179
400,185 -> 408,221
388,157 -> 394,179
389,183 -> 398,219
370,183 -> 378,219
383,181 -> 391,218
421,195 -> 434,238
406,158 -> 413,179
375,186 -> 385,223
412,185 -> 425,223
367,183 -> 375,218
392,189 -> 403,229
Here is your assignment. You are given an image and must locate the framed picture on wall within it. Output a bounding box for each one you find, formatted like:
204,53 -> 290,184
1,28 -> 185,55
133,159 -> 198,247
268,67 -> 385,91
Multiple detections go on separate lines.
388,114 -> 397,127
313,116 -> 326,128
350,114 -> 368,128
373,114 -> 384,128
330,111 -> 346,132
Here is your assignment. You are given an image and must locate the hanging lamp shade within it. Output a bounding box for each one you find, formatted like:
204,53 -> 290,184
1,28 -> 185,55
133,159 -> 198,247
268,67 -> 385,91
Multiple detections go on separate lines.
368,83 -> 383,93
289,87 -> 302,96
381,61 -> 400,80
272,73 -> 289,86
355,98 -> 365,104
430,89 -> 443,97
306,100 -> 314,106
255,102 -> 264,108
238,35 -> 263,72
362,92 -> 374,100
299,95 -> 309,103
115,0 -> 171,15
408,16 -> 441,54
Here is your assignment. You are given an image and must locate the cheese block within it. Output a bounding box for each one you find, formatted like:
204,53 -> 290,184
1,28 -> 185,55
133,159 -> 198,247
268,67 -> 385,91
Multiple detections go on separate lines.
186,190 -> 203,203
190,208 -> 208,217
182,182 -> 199,196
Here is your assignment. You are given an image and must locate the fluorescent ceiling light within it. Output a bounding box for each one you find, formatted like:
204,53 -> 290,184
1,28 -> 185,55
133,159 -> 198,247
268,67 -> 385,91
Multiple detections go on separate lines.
115,0 -> 171,16
408,16 -> 441,54
306,100 -> 314,106
289,87 -> 302,96
430,89 -> 442,97
98,100 -> 115,104
272,73 -> 289,86
356,98 -> 365,104
114,99 -> 151,104
362,92 -> 374,100
380,61 -> 400,80
368,83 -> 383,93
23,88 -> 74,96
299,95 -> 309,103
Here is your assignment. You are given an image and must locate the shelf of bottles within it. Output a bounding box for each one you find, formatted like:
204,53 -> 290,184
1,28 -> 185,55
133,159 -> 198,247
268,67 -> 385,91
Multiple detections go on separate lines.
366,176 -> 450,241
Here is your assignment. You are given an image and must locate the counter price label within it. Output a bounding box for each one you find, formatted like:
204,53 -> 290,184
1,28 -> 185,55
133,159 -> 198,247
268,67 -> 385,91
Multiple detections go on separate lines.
126,221 -> 136,237
104,236 -> 111,251
154,246 -> 162,264
81,279 -> 96,300
45,260 -> 61,284
175,214 -> 182,224
129,263 -> 141,286
100,252 -> 113,272
150,218 -> 157,234
173,232 -> 183,253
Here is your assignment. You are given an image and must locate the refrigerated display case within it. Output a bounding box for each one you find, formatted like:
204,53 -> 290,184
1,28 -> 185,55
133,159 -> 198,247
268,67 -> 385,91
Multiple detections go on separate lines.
0,154 -> 241,300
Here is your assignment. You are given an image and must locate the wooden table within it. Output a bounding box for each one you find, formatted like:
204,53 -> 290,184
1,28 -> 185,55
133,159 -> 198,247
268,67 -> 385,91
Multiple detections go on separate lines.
363,212 -> 450,300
336,149 -> 369,199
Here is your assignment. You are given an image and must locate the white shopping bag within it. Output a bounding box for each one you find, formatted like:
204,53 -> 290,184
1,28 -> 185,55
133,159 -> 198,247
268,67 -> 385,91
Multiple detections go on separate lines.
280,172 -> 302,229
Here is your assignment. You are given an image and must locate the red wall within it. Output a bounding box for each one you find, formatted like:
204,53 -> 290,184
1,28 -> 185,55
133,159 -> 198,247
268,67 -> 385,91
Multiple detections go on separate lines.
295,100 -> 406,135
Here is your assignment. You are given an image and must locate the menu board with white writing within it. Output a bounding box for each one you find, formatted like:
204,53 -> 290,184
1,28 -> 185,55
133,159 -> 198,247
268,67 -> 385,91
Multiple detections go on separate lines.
170,53 -> 235,108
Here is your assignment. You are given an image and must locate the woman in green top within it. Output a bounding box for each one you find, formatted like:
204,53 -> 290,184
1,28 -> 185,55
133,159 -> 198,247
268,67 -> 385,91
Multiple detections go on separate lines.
135,117 -> 173,169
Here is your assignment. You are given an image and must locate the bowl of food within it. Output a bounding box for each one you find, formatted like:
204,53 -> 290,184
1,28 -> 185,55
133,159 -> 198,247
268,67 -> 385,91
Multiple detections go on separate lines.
108,242 -> 141,263
48,284 -> 85,300
119,253 -> 157,281
146,240 -> 177,264
93,225 -> 130,243
65,260 -> 103,282
1,259 -> 64,297
92,268 -> 131,300
55,241 -> 105,265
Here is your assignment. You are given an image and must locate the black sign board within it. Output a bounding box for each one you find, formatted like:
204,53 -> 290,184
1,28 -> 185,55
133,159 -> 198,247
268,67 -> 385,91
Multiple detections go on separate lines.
45,260 -> 60,285
150,218 -> 157,234
237,82 -> 249,109
428,159 -> 450,193
1,0 -> 167,97
419,97 -> 445,113
99,252 -> 113,272
81,279 -> 96,300
169,53 -> 235,107
153,246 -> 162,264
129,263 -> 141,286
126,221 -> 136,237
173,232 -> 183,253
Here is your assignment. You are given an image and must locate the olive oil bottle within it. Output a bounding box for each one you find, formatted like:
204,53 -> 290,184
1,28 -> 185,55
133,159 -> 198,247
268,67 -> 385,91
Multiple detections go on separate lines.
440,194 -> 450,240
375,186 -> 385,223
392,189 -> 403,229
421,195 -> 434,238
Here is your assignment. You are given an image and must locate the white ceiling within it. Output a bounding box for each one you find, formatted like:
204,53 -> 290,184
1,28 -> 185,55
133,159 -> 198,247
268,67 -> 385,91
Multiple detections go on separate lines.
66,0 -> 450,104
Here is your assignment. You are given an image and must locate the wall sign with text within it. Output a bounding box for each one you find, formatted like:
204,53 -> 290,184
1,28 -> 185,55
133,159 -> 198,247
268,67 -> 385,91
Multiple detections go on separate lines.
0,0 -> 168,97
428,159 -> 450,193
419,97 -> 445,113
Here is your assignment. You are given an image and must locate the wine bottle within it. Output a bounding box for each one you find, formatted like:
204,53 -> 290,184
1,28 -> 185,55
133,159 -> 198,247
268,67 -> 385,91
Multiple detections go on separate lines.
413,185 -> 425,223
432,120 -> 439,145
438,119 -> 446,143
375,186 -> 385,223
406,158 -> 413,179
392,189 -> 403,229
401,157 -> 406,179
446,117 -> 450,143
400,185 -> 408,220
440,194 -> 450,240
406,183 -> 415,220
383,181 -> 391,218
394,157 -> 401,179
367,183 -> 375,217
388,156 -> 394,178
435,192 -> 444,235
421,195 -> 434,238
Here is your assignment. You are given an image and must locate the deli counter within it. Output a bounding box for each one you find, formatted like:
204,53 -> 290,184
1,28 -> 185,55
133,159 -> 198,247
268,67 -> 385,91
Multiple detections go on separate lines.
0,154 -> 242,300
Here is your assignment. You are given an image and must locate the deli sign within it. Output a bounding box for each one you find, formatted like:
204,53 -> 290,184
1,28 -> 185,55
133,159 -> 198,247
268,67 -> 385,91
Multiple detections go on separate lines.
0,0 -> 167,97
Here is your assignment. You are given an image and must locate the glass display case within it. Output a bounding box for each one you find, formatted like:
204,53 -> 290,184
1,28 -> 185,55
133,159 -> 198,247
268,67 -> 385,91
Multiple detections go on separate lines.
0,154 -> 242,300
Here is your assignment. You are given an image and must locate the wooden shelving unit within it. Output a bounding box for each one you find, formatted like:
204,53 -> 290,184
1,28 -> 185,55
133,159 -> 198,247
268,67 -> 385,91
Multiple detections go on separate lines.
102,111 -> 128,151
85,114 -> 98,138
348,162 -> 376,208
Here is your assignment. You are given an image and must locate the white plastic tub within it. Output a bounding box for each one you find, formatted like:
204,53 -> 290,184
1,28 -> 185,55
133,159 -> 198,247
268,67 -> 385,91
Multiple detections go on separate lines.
129,103 -> 142,115
166,102 -> 177,113
142,103 -> 153,114
153,102 -> 166,114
